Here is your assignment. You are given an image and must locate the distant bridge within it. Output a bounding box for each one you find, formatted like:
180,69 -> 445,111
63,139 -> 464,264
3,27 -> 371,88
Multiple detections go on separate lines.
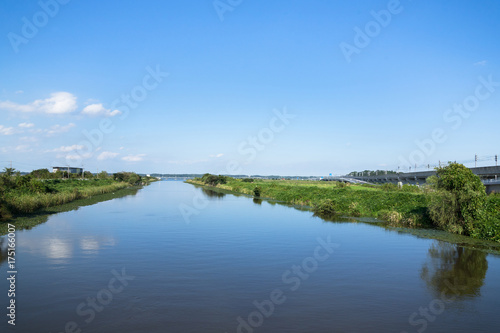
340,165 -> 500,194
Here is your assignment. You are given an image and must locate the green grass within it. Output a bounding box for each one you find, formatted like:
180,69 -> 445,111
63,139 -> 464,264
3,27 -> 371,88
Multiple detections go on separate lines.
0,186 -> 140,235
187,178 -> 430,225
4,182 -> 129,214
188,177 -> 500,242
1,179 -> 132,220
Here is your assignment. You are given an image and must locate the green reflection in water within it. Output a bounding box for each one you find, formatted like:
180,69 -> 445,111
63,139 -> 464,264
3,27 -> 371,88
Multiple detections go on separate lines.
201,188 -> 226,199
421,241 -> 488,299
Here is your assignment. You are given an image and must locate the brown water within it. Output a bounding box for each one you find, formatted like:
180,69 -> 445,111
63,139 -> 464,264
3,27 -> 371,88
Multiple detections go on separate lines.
1,181 -> 499,332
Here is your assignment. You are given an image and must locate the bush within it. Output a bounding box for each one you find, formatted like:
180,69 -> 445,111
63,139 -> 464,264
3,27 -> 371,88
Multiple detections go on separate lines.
242,178 -> 254,183
200,174 -> 227,186
253,186 -> 261,197
382,183 -> 398,191
378,209 -> 403,223
348,202 -> 362,217
313,199 -> 337,216
402,184 -> 421,193
428,163 -> 487,235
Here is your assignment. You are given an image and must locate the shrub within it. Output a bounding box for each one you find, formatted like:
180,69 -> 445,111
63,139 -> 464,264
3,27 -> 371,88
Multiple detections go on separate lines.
313,199 -> 337,216
200,174 -> 227,186
382,183 -> 398,191
378,210 -> 403,223
253,186 -> 261,197
402,184 -> 421,193
242,178 -> 254,183
348,202 -> 362,217
428,163 -> 487,235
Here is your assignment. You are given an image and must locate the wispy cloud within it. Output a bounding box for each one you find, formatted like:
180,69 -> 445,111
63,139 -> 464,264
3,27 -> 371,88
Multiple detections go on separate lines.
209,153 -> 224,158
64,153 -> 92,160
15,145 -> 32,152
46,144 -> 84,153
0,92 -> 77,114
97,151 -> 119,160
45,123 -> 75,136
0,125 -> 15,135
474,60 -> 487,66
81,103 -> 121,117
18,122 -> 34,128
122,154 -> 146,162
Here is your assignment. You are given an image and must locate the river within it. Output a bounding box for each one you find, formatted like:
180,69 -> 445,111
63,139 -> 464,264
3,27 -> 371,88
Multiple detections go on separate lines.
1,181 -> 499,332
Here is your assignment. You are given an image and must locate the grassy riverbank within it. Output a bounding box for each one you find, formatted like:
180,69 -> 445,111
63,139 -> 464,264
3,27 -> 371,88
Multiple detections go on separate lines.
0,186 -> 141,235
187,178 -> 430,225
0,169 -> 156,220
187,171 -> 500,243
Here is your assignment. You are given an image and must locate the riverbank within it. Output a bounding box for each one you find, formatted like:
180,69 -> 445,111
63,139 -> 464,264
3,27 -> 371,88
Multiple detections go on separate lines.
0,170 -> 157,221
186,175 -> 500,243
0,186 -> 141,235
186,178 -> 430,225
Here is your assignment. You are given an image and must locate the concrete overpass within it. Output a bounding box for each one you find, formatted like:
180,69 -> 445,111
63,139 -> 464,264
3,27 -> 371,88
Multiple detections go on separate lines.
347,165 -> 500,194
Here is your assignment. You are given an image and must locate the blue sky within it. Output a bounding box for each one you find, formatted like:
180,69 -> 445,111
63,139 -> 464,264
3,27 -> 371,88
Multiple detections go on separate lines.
1,0 -> 499,176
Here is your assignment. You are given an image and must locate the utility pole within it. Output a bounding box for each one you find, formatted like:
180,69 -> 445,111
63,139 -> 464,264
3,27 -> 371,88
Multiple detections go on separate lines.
496,155 -> 498,166
475,154 -> 478,168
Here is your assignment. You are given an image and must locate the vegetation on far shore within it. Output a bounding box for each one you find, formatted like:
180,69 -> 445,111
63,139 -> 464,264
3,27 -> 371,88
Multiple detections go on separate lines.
0,168 -> 156,221
189,163 -> 500,243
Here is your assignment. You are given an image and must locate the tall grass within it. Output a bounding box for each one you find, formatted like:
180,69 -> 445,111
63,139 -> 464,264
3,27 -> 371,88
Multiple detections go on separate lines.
4,182 -> 129,214
188,178 -> 429,223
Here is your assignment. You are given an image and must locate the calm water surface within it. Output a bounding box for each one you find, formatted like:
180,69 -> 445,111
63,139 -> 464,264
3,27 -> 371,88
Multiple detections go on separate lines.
1,181 -> 500,332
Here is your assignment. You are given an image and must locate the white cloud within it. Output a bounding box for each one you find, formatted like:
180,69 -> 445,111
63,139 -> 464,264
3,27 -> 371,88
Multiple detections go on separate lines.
474,60 -> 487,66
209,153 -> 224,158
122,154 -> 145,162
0,92 -> 78,114
0,125 -> 15,135
82,103 -> 121,117
20,136 -> 38,142
15,90 -> 24,94
18,122 -> 34,128
97,151 -> 119,160
64,153 -> 92,160
15,145 -> 32,152
46,144 -> 84,153
45,123 -> 75,136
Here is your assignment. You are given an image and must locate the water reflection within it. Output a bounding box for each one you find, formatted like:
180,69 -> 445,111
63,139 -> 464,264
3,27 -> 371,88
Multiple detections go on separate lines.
253,198 -> 262,205
0,237 -> 7,265
201,188 -> 226,199
16,235 -> 117,262
421,241 -> 488,299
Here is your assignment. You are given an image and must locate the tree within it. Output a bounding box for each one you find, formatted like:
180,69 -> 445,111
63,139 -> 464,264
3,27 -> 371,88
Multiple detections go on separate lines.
30,168 -> 51,179
98,171 -> 109,179
428,163 -> 486,235
83,171 -> 94,179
